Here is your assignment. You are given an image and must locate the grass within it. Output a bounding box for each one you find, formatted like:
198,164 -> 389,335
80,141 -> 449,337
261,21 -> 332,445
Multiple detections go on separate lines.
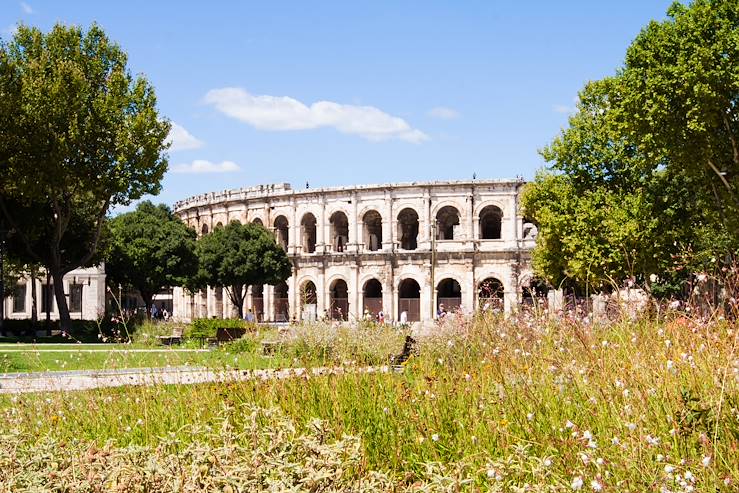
0,314 -> 736,491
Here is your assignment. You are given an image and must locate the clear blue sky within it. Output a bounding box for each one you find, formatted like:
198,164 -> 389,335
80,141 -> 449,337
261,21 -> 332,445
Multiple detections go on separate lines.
1,1 -> 674,208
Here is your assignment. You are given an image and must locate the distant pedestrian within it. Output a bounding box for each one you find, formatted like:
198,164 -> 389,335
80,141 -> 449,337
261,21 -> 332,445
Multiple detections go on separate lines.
377,310 -> 385,325
399,310 -> 408,325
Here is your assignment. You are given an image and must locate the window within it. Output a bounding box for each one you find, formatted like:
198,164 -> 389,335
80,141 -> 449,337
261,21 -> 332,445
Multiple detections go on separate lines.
12,284 -> 26,313
41,284 -> 54,313
69,284 -> 83,313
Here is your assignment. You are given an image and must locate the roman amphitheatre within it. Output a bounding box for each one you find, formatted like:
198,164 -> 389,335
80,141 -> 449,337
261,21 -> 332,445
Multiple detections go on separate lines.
171,179 -> 542,325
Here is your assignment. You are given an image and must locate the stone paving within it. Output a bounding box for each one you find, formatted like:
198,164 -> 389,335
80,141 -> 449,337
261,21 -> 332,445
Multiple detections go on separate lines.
0,365 -> 390,395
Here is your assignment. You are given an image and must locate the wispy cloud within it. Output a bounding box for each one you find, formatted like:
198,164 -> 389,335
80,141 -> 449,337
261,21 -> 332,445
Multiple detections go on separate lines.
20,2 -> 33,14
167,122 -> 204,152
427,106 -> 460,120
552,104 -> 575,114
171,159 -> 240,174
204,87 -> 428,143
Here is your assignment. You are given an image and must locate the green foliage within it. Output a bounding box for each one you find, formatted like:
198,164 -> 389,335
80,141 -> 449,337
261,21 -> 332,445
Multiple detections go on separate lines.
0,24 -> 169,328
195,221 -> 292,318
526,1 -> 739,294
107,201 -> 198,313
186,318 -> 250,339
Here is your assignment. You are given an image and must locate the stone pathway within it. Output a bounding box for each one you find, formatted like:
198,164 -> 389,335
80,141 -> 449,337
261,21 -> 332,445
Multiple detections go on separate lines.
0,365 -> 390,394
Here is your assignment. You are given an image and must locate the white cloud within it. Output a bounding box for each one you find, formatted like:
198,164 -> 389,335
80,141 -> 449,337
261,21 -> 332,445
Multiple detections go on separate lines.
553,104 -> 575,114
427,106 -> 460,120
167,122 -> 204,152
171,160 -> 240,174
20,2 -> 33,14
204,87 -> 428,143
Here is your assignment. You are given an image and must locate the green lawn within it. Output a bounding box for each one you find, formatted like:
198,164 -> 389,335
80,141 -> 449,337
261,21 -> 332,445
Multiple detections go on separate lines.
0,344 -> 296,373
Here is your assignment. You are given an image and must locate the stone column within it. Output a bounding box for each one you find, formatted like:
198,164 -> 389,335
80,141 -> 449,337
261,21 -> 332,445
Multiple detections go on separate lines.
467,192 -> 474,243
422,188 -> 431,250
382,189 -> 393,251
462,269 -> 475,315
348,191 -> 358,253
288,272 -> 298,321
350,266 -> 360,322
290,199 -> 298,255
421,275 -> 433,323
264,285 -> 274,322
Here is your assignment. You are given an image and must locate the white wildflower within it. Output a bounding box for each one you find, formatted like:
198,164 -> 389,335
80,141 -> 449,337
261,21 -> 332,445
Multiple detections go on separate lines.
571,476 -> 584,490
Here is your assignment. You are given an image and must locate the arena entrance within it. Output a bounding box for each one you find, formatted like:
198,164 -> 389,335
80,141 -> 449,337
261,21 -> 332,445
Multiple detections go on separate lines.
251,284 -> 264,321
478,277 -> 504,312
273,282 -> 289,322
437,278 -> 462,313
362,279 -> 383,316
329,279 -> 349,320
398,278 -> 421,322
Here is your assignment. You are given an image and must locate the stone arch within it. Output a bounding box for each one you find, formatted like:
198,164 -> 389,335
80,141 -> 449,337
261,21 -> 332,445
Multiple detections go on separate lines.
362,210 -> 382,251
397,277 -> 421,322
329,278 -> 349,320
201,223 -> 209,235
215,221 -> 224,230
252,217 -> 264,226
362,278 -> 383,316
520,276 -> 549,307
273,281 -> 289,322
397,208 -> 419,250
478,277 -> 504,311
329,210 -> 349,252
274,215 -> 289,251
301,212 -> 317,253
435,205 -> 460,240
479,205 -> 503,239
250,284 -> 264,321
299,279 -> 318,321
437,278 -> 462,313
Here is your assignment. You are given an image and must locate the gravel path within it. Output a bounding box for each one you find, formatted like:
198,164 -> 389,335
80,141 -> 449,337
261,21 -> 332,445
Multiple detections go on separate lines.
0,365 -> 390,394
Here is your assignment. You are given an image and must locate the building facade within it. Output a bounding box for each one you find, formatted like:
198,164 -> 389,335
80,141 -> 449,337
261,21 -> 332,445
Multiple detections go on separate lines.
171,180 -> 538,324
2,265 -> 107,322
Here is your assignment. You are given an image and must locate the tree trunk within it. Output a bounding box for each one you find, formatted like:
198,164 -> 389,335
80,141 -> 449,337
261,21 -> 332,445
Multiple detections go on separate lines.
51,269 -> 71,334
142,291 -> 153,321
227,284 -> 246,319
30,268 -> 37,325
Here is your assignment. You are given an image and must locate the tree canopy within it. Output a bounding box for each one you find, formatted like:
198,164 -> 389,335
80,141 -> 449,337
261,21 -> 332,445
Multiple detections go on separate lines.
195,221 -> 292,319
107,202 -> 198,317
0,24 -> 170,328
524,0 -> 739,295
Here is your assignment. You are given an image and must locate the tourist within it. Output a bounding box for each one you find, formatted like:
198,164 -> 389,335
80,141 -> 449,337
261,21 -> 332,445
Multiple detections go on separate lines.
377,310 -> 385,325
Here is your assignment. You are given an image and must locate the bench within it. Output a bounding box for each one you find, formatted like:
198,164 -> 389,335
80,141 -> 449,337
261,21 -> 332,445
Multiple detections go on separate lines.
261,340 -> 282,356
158,327 -> 184,346
215,327 -> 246,344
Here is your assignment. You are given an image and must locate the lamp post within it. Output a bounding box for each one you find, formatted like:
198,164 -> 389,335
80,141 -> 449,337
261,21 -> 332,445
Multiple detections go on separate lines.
0,224 -> 7,335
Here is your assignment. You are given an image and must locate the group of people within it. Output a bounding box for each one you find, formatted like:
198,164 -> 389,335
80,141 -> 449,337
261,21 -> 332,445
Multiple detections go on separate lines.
150,303 -> 170,321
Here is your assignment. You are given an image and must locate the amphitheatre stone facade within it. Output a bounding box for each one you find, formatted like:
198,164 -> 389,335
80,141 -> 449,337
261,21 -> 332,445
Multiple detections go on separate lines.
171,180 -> 539,325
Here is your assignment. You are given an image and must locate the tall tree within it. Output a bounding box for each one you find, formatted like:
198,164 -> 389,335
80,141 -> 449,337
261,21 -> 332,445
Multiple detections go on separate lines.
107,202 -> 198,318
196,221 -> 292,319
0,24 -> 170,330
525,1 -> 739,294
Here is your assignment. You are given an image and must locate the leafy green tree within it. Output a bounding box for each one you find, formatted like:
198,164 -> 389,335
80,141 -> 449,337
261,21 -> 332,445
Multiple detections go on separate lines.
525,1 -> 739,294
0,24 -> 170,330
107,202 -> 198,318
195,221 -> 292,319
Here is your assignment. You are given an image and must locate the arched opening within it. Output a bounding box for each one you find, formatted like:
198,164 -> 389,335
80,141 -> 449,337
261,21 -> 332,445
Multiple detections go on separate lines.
215,222 -> 224,230
273,282 -> 289,322
201,224 -> 209,235
301,213 -> 317,253
437,278 -> 462,313
363,279 -> 383,316
436,206 -> 460,240
329,279 -> 349,320
397,208 -> 419,250
522,217 -> 538,240
479,205 -> 503,239
363,210 -> 382,251
329,211 -> 349,252
522,278 -> 549,308
274,216 -> 289,251
478,277 -> 504,312
250,284 -> 264,322
398,278 -> 421,322
252,217 -> 264,226
300,280 -> 318,321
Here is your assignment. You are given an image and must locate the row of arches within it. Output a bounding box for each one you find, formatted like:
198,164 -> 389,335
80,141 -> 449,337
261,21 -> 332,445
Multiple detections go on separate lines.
256,205 -> 505,253
249,276 -> 512,322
